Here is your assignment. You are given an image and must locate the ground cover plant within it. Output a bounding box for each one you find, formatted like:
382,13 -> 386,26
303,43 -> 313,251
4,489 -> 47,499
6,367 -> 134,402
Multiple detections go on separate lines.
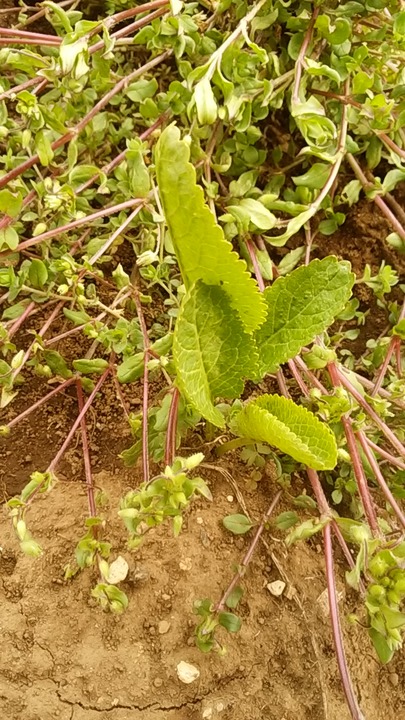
0,1 -> 405,718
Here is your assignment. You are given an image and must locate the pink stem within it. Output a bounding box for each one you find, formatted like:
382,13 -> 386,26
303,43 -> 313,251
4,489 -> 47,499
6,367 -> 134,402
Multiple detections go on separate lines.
323,524 -> 365,720
216,490 -> 282,613
5,377 -> 75,430
10,300 -> 64,384
292,7 -> 320,106
76,379 -> 96,517
365,438 -> 405,471
0,77 -> 42,102
132,289 -> 150,482
47,368 -> 110,474
6,301 -> 36,340
328,364 -> 380,536
357,432 -> 405,530
164,387 -> 180,466
88,205 -> 144,265
287,359 -> 310,396
10,198 -> 143,254
0,52 -> 170,193
336,366 -> 405,458
0,26 -> 58,41
245,238 -> 265,291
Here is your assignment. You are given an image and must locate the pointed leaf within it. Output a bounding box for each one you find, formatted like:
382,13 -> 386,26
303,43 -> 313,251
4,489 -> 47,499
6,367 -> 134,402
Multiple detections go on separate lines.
173,281 -> 258,427
155,125 -> 266,333
231,394 -> 338,470
255,257 -> 355,375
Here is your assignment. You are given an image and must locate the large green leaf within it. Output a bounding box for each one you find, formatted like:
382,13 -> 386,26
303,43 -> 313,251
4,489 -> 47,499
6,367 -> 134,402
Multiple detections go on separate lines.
173,281 -> 257,428
231,394 -> 337,470
155,125 -> 266,334
255,257 -> 355,375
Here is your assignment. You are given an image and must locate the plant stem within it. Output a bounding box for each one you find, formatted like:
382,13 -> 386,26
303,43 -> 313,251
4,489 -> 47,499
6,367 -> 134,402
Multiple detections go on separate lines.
0,51 -> 171,193
292,6 -> 320,106
328,363 -> 380,536
246,237 -> 265,291
10,300 -> 64,385
356,431 -> 405,530
365,438 -> 405,471
4,377 -> 75,431
76,379 -> 96,517
346,154 -> 405,241
371,297 -> 405,396
335,365 -> 405,458
47,367 -> 110,474
88,205 -> 144,265
215,490 -> 282,613
131,287 -> 150,482
10,198 -> 144,254
323,523 -> 365,720
165,387 -> 180,466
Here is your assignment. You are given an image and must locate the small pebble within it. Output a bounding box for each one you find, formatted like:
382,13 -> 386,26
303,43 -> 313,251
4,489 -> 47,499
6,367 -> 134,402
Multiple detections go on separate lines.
158,620 -> 170,635
196,517 -> 204,525
258,617 -> 265,625
226,495 -> 234,502
177,661 -> 200,684
153,678 -> 163,688
216,702 -> 225,712
202,709 -> 213,719
389,672 -> 399,687
267,580 -> 286,597
179,558 -> 192,571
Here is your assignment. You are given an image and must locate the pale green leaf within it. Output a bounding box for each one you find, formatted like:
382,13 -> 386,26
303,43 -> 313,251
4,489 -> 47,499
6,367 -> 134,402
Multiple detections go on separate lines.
173,281 -> 257,428
155,125 -> 266,333
231,394 -> 338,470
255,257 -> 355,375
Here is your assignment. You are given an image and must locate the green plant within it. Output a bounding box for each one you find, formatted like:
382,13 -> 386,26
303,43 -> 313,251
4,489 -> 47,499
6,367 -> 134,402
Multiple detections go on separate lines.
1,2 -> 405,718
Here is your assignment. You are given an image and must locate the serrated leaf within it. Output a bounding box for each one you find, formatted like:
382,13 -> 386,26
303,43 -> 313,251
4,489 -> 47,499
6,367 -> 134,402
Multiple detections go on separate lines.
155,125 -> 266,333
223,514 -> 254,535
255,257 -> 355,375
173,281 -> 258,427
231,394 -> 338,470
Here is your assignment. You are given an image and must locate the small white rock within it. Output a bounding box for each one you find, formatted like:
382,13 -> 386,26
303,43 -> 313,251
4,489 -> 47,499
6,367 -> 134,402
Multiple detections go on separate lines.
226,495 -> 234,503
176,661 -> 200,684
202,709 -> 213,719
179,557 -> 192,571
158,620 -> 170,635
196,517 -> 204,525
267,580 -> 286,597
107,556 -> 129,585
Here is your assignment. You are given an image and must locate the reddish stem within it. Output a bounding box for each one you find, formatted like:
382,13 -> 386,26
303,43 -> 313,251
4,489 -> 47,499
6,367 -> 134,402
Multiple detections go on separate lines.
323,524 -> 365,720
132,289 -> 150,482
365,438 -> 405,471
216,490 -> 282,613
5,377 -> 75,430
356,432 -> 405,530
0,26 -> 58,41
47,368 -> 110,474
76,379 -> 96,517
292,7 -> 320,106
328,363 -> 380,536
165,387 -> 180,466
245,238 -> 265,291
7,301 -> 36,340
10,300 -> 64,385
0,51 -> 170,192
9,198 -> 143,254
336,366 -> 405,458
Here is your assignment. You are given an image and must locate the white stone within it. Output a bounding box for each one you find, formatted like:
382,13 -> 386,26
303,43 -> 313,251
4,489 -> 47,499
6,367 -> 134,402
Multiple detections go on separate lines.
266,580 -> 286,597
107,556 -> 129,584
176,661 -> 200,684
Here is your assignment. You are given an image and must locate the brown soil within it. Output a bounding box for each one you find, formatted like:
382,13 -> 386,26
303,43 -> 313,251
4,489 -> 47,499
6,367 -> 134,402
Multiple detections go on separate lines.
1,198 -> 405,719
